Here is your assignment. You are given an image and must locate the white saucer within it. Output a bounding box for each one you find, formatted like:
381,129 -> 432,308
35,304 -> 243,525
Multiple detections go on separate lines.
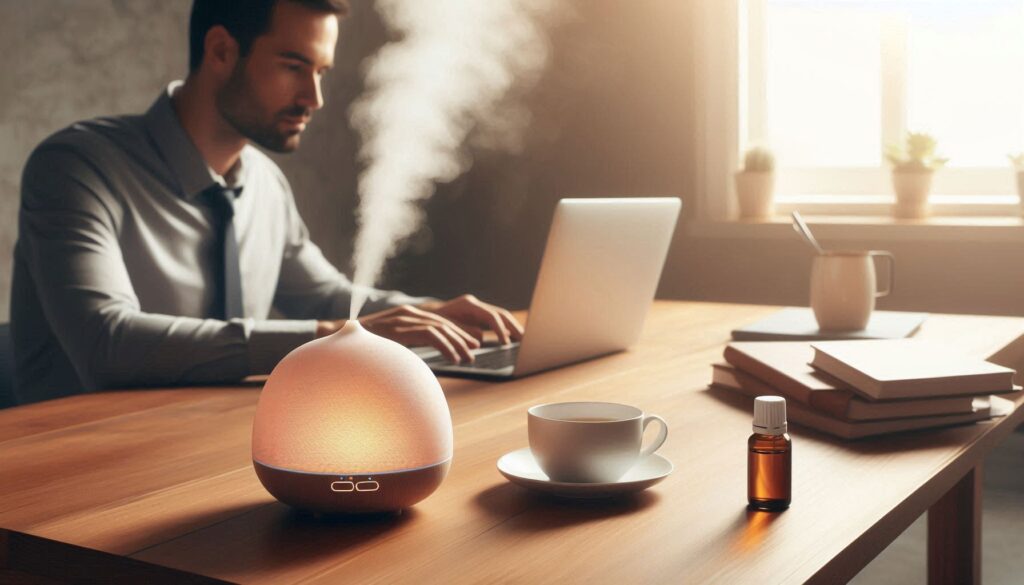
496,448 -> 673,499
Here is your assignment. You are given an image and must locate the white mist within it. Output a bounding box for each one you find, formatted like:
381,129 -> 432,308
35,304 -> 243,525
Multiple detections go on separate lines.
347,0 -> 558,319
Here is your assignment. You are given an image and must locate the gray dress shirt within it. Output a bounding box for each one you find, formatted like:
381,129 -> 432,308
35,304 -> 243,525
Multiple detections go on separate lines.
12,82 -> 425,404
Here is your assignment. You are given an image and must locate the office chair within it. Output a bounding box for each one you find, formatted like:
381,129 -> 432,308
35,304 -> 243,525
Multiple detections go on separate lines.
0,323 -> 15,408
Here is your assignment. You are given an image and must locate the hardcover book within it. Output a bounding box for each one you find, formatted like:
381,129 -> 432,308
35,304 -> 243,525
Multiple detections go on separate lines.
809,339 -> 1016,400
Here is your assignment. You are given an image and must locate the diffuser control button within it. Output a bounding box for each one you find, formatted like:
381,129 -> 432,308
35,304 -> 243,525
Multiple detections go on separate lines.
356,481 -> 380,492
330,481 -> 355,492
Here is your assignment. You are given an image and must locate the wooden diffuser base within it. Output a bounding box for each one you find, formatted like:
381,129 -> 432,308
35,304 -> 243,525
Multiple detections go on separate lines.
253,459 -> 451,514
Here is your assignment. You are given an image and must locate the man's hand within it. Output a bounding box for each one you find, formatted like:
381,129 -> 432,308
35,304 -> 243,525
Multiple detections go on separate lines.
419,294 -> 524,346
315,295 -> 523,365
316,305 -> 479,364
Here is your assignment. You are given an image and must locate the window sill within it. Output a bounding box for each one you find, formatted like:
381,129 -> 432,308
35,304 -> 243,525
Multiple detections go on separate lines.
687,214 -> 1024,243
687,194 -> 1024,243
774,194 -> 1022,217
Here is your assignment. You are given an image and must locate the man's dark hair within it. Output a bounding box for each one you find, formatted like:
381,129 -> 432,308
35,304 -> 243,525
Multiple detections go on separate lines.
189,0 -> 349,72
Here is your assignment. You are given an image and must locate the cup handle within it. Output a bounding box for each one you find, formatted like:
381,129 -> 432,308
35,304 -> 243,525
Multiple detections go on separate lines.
870,251 -> 895,298
639,414 -> 669,458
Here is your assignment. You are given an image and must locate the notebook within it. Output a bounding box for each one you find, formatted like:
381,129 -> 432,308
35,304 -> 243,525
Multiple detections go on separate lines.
731,307 -> 927,341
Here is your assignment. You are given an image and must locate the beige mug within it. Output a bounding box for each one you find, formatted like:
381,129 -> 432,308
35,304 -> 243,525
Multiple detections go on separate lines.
810,250 -> 895,331
528,402 -> 668,483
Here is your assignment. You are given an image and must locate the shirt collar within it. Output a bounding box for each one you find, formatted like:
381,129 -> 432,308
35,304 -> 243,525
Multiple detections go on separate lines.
144,81 -> 247,201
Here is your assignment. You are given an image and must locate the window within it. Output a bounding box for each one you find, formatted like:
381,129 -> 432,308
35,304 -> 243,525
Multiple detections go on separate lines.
741,0 -> 1024,199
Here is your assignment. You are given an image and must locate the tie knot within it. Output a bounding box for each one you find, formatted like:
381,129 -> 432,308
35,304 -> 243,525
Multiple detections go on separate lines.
202,186 -> 239,218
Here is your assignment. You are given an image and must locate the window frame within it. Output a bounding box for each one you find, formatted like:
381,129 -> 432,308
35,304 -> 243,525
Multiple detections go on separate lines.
695,0 -> 1023,223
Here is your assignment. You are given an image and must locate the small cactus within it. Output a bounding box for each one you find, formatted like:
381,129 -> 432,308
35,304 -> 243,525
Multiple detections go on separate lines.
742,147 -> 775,173
886,132 -> 948,171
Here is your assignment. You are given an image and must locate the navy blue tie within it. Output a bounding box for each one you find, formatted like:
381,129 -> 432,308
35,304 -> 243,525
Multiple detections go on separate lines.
203,185 -> 244,320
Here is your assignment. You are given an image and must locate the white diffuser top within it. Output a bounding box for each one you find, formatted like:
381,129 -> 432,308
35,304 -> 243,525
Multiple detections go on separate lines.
252,320 -> 453,474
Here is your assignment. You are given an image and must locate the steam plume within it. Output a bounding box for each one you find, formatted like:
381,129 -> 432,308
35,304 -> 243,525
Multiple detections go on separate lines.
348,0 -> 557,319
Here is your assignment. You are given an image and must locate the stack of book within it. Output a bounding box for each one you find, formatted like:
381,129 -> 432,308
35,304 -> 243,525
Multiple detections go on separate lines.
712,339 -> 1019,439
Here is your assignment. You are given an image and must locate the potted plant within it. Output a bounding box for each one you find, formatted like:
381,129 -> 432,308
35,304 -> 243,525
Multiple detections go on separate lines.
885,132 -> 948,219
735,147 -> 776,219
1008,152 -> 1024,215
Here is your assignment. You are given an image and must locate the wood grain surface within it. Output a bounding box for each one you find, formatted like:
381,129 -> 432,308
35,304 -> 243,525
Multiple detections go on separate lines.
2,302 -> 1022,584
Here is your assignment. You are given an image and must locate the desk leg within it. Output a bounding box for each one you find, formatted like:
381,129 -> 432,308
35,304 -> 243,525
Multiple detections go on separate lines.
927,464 -> 982,585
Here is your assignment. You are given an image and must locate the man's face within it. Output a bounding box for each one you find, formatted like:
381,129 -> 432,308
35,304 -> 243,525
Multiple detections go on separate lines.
217,2 -> 339,153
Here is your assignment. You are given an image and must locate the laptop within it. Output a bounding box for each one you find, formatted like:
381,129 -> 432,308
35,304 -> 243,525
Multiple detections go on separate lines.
417,197 -> 681,379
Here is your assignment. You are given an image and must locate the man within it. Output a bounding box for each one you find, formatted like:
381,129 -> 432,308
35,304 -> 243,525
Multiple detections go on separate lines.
11,0 -> 522,405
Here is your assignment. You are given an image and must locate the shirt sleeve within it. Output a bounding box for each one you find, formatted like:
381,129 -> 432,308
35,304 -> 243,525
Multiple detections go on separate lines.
18,145 -> 316,391
272,184 -> 434,320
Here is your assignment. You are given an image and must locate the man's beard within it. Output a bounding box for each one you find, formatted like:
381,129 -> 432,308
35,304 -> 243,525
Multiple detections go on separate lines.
217,62 -> 309,153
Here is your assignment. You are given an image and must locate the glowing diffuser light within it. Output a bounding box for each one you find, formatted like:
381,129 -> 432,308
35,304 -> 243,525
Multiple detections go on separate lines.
252,321 -> 453,514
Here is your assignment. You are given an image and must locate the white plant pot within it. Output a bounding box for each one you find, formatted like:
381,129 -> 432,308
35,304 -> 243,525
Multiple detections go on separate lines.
734,171 -> 775,219
891,170 -> 934,219
1016,171 -> 1024,216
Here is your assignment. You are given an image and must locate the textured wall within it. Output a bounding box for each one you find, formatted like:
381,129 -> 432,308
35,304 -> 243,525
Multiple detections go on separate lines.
0,1 -> 191,321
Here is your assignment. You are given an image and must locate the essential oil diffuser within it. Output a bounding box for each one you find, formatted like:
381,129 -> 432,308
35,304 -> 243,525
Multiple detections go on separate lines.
251,320 -> 453,514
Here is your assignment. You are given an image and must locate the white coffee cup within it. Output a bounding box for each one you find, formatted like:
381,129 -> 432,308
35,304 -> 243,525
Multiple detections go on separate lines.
810,250 -> 895,331
527,402 -> 668,483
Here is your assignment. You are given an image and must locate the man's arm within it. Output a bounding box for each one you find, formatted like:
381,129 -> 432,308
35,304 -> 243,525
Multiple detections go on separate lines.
19,145 -> 313,391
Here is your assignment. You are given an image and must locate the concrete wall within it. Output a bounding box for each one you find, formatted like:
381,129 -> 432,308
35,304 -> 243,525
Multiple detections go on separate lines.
2,0 -> 1021,324
0,2 -> 191,321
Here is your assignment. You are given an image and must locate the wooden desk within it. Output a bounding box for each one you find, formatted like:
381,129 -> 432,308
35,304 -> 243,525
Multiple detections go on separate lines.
2,302 -> 1023,584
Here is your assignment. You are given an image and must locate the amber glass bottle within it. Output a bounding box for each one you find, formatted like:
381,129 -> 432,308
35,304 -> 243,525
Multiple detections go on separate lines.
747,396 -> 791,511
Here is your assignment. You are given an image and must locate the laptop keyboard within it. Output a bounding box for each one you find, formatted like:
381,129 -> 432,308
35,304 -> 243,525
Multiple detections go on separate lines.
426,344 -> 520,370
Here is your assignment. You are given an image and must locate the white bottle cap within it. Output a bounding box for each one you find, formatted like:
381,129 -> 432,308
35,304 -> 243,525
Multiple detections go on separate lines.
753,396 -> 787,435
